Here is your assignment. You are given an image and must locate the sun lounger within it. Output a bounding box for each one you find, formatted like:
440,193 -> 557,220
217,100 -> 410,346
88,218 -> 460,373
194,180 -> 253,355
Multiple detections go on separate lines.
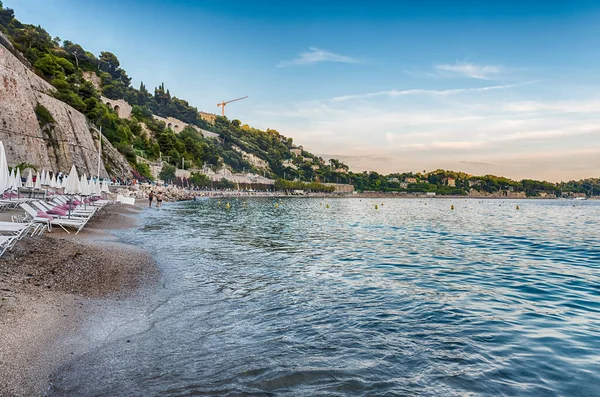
0,235 -> 17,257
19,203 -> 88,234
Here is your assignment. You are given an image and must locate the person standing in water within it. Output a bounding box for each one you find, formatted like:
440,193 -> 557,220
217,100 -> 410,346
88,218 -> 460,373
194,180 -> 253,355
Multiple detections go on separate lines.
148,191 -> 154,207
156,192 -> 163,208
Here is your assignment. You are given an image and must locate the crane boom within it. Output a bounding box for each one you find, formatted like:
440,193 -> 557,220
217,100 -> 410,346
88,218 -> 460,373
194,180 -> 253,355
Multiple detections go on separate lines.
217,96 -> 248,116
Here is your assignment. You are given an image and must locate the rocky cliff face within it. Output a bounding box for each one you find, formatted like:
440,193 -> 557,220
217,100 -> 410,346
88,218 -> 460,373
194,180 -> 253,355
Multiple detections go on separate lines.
0,44 -> 131,178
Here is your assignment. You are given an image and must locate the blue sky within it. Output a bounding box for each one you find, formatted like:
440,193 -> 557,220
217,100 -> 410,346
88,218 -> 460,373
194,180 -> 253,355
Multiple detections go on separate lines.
8,0 -> 600,180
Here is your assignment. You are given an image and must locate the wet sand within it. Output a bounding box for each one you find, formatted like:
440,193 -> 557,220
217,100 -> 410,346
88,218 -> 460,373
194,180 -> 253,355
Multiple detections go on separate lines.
0,204 -> 158,397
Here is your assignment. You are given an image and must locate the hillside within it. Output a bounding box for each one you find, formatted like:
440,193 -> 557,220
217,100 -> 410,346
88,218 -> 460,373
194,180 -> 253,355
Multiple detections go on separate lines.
0,1 -> 598,197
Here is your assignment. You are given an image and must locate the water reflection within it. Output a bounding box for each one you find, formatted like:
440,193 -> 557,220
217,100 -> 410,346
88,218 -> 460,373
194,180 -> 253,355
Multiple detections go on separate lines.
49,198 -> 600,396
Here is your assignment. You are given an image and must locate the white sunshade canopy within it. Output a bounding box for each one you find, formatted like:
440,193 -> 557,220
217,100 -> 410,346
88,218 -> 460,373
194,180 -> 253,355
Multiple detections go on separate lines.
25,169 -> 34,188
8,168 -> 15,191
65,165 -> 80,194
15,168 -> 22,189
80,173 -> 88,195
0,142 -> 9,193
39,169 -> 46,186
34,171 -> 42,189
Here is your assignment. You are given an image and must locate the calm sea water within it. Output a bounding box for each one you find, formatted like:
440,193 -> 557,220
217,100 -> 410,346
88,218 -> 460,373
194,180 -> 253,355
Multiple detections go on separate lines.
48,198 -> 600,396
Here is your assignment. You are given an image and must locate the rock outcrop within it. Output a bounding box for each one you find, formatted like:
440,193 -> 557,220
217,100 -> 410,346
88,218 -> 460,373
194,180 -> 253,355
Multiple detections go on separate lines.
0,44 -> 132,178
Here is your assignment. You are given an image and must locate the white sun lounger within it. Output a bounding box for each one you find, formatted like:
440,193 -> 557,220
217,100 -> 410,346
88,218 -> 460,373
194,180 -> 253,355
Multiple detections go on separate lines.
0,235 -> 17,257
19,203 -> 88,234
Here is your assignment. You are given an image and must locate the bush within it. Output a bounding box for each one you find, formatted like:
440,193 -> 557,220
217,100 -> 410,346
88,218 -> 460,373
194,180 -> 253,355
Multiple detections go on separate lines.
134,162 -> 153,181
159,163 -> 176,182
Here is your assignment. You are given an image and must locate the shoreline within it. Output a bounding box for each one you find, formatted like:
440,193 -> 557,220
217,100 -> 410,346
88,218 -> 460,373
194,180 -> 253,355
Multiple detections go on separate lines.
0,203 -> 159,397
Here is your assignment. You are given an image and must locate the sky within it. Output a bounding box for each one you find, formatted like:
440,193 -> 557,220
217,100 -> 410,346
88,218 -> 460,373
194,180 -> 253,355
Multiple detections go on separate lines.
7,0 -> 600,181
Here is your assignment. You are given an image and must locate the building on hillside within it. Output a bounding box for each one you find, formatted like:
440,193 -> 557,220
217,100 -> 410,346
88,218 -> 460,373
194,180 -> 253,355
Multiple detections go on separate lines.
400,182 -> 408,188
387,177 -> 399,183
291,147 -> 303,156
468,179 -> 481,187
303,157 -> 313,162
443,177 -> 456,187
199,111 -> 217,124
311,164 -> 320,170
405,177 -> 418,184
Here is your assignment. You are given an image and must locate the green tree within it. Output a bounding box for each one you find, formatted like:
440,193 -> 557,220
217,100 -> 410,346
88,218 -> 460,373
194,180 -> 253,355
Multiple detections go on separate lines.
159,163 -> 176,182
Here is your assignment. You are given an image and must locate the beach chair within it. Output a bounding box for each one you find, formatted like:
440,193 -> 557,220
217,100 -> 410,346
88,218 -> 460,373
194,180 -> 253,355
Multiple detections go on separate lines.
19,203 -> 88,234
31,201 -> 95,218
0,235 -> 17,257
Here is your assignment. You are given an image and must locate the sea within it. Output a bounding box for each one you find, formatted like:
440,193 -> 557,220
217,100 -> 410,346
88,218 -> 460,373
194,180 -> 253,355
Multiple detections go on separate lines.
47,198 -> 600,396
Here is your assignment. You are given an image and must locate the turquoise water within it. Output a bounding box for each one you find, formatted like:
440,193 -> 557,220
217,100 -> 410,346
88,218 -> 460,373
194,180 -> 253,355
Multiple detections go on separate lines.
49,198 -> 600,396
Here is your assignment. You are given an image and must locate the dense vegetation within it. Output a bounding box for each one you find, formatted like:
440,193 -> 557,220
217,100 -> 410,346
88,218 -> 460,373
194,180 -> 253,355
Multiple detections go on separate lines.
0,1 -> 598,196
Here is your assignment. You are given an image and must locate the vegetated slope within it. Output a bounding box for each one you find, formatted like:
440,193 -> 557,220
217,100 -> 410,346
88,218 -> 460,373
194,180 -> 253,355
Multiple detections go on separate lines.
0,2 -> 597,196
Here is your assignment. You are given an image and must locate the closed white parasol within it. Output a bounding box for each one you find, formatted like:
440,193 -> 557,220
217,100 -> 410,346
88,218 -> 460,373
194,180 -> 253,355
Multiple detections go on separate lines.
0,142 -> 9,194
64,165 -> 80,194
15,168 -> 22,189
34,171 -> 42,189
25,169 -> 34,188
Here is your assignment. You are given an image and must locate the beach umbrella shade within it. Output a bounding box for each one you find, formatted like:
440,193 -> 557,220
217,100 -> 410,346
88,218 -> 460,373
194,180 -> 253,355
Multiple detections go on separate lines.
8,168 -> 15,191
34,171 -> 42,189
51,174 -> 57,188
25,169 -> 34,188
65,165 -> 80,194
101,179 -> 109,193
65,165 -> 81,218
80,173 -> 88,195
95,179 -> 101,196
15,168 -> 21,189
0,142 -> 9,194
39,169 -> 46,186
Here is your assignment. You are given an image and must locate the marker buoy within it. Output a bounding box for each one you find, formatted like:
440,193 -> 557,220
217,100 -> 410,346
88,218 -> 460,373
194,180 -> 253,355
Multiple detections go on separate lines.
451,205 -> 454,210
326,204 -> 330,208
375,204 -> 378,210
275,203 -> 279,208
217,201 -> 221,205
225,203 -> 231,209
516,205 -> 519,210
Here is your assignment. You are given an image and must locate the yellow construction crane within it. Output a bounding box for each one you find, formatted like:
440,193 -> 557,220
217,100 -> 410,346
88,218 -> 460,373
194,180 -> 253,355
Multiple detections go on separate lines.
217,96 -> 248,116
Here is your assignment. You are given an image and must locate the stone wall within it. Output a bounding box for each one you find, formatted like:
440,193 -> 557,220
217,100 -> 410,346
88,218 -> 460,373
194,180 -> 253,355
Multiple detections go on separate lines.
152,114 -> 218,139
101,96 -> 132,119
324,183 -> 355,193
0,45 -> 132,178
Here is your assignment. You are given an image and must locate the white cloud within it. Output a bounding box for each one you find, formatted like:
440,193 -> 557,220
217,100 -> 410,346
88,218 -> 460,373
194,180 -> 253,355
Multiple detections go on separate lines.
331,82 -> 526,102
277,47 -> 359,67
251,80 -> 600,181
436,62 -> 504,80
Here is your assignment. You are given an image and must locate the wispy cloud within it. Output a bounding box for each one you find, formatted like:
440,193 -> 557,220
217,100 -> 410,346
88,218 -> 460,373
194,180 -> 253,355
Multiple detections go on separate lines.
436,62 -> 504,80
330,82 -> 528,102
277,47 -> 359,67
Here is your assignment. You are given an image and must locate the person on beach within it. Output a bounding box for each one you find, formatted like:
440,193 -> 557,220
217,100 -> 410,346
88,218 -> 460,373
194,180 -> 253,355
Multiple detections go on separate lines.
148,191 -> 154,207
156,192 -> 163,208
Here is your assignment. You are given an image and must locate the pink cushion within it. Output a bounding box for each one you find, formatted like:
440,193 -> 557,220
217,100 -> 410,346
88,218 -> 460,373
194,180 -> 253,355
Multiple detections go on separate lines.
48,207 -> 67,216
36,211 -> 53,219
73,200 -> 81,205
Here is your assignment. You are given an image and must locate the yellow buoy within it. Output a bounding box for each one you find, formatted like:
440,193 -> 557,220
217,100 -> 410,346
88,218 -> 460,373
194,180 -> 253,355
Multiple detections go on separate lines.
326,203 -> 330,208
375,204 -> 379,210
381,203 -> 384,206
275,203 -> 279,208
516,205 -> 519,210
243,201 -> 247,206
320,202 -> 323,205
451,205 -> 454,210
217,201 -> 221,205
225,203 -> 231,209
